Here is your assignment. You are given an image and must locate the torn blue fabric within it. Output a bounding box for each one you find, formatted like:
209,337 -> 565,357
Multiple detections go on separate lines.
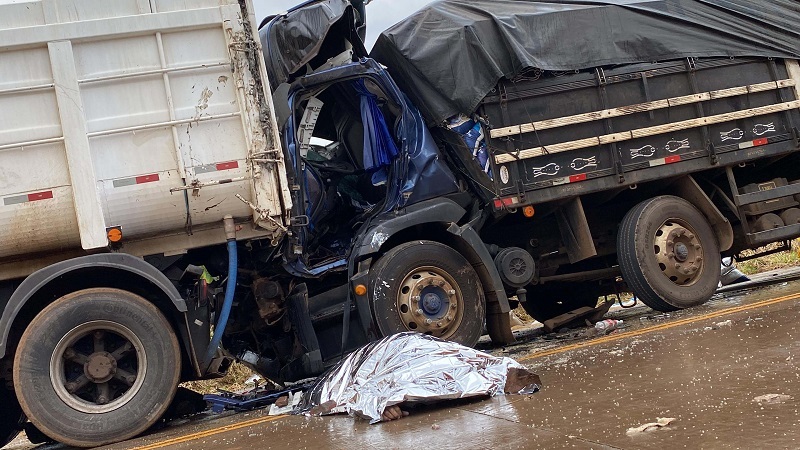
354,79 -> 399,184
447,114 -> 492,179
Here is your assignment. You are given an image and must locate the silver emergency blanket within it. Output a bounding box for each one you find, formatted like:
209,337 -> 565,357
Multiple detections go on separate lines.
294,332 -> 541,423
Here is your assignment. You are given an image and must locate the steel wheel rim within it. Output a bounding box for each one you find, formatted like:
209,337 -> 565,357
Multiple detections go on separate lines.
50,321 -> 147,414
395,266 -> 464,338
653,218 -> 705,286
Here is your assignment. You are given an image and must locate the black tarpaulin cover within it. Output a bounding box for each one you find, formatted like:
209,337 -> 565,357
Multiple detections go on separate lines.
370,0 -> 800,124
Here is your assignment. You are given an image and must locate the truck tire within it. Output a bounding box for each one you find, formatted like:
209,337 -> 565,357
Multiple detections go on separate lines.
522,282 -> 607,324
13,288 -> 181,447
0,383 -> 25,448
617,196 -> 721,312
369,240 -> 485,346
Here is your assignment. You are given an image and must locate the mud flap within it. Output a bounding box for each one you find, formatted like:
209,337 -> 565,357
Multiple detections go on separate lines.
486,302 -> 516,345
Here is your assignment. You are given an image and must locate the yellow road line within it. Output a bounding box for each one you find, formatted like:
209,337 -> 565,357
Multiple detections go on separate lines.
519,291 -> 800,362
130,414 -> 287,450
133,290 -> 800,448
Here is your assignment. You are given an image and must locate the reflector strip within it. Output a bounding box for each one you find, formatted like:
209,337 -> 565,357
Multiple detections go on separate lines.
216,161 -> 239,171
136,174 -> 159,184
3,190 -> 53,205
551,173 -> 588,186
493,196 -> 519,209
569,173 -> 587,183
113,173 -> 160,188
739,138 -> 769,149
649,155 -> 682,167
195,161 -> 240,175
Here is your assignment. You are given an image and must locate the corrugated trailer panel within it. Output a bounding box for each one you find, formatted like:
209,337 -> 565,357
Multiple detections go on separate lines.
0,0 -> 290,267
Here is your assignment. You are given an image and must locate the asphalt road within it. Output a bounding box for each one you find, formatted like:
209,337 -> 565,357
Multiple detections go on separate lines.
8,277 -> 800,449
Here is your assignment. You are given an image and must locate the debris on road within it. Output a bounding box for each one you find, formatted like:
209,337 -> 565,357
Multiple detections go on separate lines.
594,319 -> 623,334
626,417 -> 677,435
274,396 -> 289,408
295,332 -> 541,423
716,320 -> 733,328
268,392 -> 303,416
204,383 -> 310,413
753,394 -> 793,405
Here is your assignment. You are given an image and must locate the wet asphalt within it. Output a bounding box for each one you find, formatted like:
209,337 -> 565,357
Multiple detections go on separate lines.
7,277 -> 800,450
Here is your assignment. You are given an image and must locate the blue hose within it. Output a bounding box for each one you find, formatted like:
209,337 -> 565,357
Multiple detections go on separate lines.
204,239 -> 238,368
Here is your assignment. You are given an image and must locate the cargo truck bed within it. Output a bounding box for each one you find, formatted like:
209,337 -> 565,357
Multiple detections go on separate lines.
483,57 -> 800,208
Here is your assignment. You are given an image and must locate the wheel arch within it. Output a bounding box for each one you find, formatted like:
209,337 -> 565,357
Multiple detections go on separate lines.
0,254 -> 196,376
353,198 -> 515,345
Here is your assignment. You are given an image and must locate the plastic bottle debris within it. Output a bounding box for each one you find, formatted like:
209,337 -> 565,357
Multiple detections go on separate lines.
595,319 -> 623,334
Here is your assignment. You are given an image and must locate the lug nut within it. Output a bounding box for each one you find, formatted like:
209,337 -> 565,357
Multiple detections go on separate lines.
416,309 -> 424,315
66,382 -> 76,393
448,290 -> 456,295
436,322 -> 442,327
674,263 -> 681,269
126,375 -> 137,384
425,319 -> 433,325
97,396 -> 108,405
64,348 -> 75,359
412,295 -> 421,301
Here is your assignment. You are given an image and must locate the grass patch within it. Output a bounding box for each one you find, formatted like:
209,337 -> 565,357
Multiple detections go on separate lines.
736,240 -> 800,275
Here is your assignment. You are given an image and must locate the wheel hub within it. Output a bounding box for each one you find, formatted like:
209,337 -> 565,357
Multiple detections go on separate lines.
84,352 -> 117,383
51,321 -> 146,414
397,267 -> 462,338
422,292 -> 443,314
674,242 -> 689,262
654,221 -> 704,285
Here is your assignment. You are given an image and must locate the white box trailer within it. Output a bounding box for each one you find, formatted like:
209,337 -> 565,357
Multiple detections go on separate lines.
0,0 -> 291,280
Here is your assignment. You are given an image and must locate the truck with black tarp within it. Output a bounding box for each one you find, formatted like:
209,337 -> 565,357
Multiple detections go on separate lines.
1,0 -> 799,447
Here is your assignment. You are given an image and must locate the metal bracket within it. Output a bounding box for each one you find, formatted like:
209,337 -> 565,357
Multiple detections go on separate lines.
595,67 -> 607,85
290,215 -> 310,227
707,139 -> 718,165
615,158 -> 626,183
235,194 -> 289,234
640,73 -> 655,120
